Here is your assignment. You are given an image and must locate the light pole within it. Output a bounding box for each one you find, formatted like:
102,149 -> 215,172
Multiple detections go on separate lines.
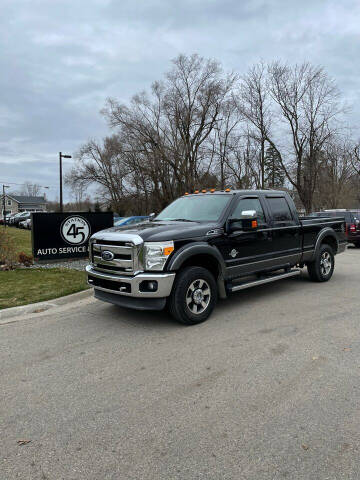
2,184 -> 10,228
59,152 -> 72,213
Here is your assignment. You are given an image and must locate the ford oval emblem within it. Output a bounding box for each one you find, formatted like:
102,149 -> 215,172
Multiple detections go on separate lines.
101,250 -> 114,261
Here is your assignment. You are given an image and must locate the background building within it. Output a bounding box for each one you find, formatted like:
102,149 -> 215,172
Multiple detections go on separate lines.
1,194 -> 47,218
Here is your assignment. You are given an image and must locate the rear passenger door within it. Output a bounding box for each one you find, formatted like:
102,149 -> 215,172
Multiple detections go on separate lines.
266,195 -> 302,266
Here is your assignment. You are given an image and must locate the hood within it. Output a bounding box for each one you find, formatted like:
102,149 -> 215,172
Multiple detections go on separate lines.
91,220 -> 218,242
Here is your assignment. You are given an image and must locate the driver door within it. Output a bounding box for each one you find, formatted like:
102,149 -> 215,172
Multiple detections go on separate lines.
222,196 -> 274,279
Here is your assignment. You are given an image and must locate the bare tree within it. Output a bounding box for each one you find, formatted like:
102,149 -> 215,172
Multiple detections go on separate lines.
20,182 -> 41,196
266,62 -> 344,212
313,140 -> 353,209
102,54 -> 236,205
65,135 -> 130,212
350,141 -> 360,175
71,55 -> 356,214
209,97 -> 242,189
237,62 -> 272,188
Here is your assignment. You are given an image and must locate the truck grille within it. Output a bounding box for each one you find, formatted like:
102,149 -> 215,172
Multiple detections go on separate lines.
91,241 -> 142,276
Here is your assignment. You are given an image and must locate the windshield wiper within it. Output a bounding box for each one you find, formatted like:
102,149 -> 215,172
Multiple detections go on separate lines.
170,218 -> 196,222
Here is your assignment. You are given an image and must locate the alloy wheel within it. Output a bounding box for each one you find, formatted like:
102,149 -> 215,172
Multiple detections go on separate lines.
320,251 -> 332,276
186,279 -> 211,314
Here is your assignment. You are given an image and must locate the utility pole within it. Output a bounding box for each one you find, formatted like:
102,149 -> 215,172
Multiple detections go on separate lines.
2,184 -> 10,228
59,152 -> 72,213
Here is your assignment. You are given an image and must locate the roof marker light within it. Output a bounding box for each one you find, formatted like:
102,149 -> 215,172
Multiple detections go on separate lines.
225,188 -> 231,192
194,190 -> 199,194
202,189 -> 207,193
184,192 -> 189,195
210,188 -> 215,193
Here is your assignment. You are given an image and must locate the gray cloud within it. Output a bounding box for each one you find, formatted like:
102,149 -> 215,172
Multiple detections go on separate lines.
1,0 -> 359,200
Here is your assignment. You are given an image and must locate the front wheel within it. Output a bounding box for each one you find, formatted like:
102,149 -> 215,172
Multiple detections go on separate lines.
168,266 -> 218,325
307,244 -> 334,282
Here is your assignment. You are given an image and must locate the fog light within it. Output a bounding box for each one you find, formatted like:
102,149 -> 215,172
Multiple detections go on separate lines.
139,280 -> 158,292
148,281 -> 157,291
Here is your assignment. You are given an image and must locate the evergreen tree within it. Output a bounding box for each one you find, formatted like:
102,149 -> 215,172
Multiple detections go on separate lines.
264,145 -> 285,188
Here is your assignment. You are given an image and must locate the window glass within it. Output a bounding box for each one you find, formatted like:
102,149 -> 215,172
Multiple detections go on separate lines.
156,195 -> 231,222
231,198 -> 266,225
267,197 -> 293,222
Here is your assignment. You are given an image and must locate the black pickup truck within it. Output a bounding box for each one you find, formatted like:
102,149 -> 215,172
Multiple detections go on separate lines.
86,190 -> 346,324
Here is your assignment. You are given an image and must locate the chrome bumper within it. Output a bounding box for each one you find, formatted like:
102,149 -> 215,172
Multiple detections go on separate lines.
86,265 -> 176,298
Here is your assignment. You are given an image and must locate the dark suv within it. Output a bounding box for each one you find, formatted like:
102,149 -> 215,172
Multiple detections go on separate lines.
309,210 -> 360,247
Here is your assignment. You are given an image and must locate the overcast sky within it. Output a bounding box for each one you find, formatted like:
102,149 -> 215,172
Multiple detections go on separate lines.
1,0 -> 359,201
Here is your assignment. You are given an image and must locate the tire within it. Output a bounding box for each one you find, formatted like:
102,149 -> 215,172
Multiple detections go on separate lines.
168,266 -> 218,325
307,244 -> 335,282
354,242 -> 360,248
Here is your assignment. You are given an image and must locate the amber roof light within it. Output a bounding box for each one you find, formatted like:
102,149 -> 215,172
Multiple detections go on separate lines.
225,188 -> 231,192
202,189 -> 207,193
210,188 -> 215,193
194,190 -> 199,194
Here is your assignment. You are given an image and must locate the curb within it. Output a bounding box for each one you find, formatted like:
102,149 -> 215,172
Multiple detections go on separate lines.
0,289 -> 93,323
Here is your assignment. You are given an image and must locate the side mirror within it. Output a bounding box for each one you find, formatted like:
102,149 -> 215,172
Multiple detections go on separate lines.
149,212 -> 156,221
228,210 -> 258,232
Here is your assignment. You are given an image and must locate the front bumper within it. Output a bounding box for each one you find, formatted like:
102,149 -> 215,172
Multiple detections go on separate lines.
86,265 -> 176,298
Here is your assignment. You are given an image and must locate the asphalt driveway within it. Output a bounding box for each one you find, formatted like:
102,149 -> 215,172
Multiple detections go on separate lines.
1,248 -> 360,479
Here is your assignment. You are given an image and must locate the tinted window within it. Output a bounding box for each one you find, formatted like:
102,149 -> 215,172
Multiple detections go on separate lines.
231,198 -> 266,225
156,195 -> 231,222
267,197 -> 293,222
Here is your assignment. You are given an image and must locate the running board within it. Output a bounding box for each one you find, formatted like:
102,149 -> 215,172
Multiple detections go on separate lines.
230,269 -> 301,293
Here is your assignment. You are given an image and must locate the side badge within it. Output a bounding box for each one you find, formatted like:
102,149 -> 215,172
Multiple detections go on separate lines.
230,249 -> 238,258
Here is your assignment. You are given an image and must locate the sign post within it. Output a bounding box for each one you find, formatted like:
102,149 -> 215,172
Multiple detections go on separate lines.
32,212 -> 113,262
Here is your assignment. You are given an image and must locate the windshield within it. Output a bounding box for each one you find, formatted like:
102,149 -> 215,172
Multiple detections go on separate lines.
115,217 -> 129,225
156,195 -> 231,222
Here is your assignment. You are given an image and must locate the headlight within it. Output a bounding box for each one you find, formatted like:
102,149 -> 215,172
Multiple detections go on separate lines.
144,241 -> 174,271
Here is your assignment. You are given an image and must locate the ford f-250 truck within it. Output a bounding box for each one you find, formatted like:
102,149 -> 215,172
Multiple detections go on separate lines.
86,190 -> 346,325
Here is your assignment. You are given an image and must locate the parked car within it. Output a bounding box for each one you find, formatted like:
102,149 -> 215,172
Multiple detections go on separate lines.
8,212 -> 24,225
13,212 -> 31,227
5,213 -> 17,224
114,216 -> 149,227
310,209 -> 360,247
19,218 -> 32,229
87,189 -> 346,325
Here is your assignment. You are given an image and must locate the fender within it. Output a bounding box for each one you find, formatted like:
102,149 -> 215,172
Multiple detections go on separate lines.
311,227 -> 338,261
167,242 -> 226,276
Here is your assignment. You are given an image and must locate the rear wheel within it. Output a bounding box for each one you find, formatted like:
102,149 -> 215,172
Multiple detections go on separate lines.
307,244 -> 334,282
354,242 -> 360,248
168,266 -> 217,325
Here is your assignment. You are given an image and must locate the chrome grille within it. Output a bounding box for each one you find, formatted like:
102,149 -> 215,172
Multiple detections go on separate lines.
91,241 -> 142,276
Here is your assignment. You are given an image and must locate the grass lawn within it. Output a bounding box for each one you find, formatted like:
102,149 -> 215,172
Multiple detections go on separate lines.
0,225 -> 32,257
0,268 -> 89,310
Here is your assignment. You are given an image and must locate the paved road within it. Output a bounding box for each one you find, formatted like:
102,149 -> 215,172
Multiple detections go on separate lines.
1,249 -> 360,480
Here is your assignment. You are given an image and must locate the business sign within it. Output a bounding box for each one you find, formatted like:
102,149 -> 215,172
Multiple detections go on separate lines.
32,212 -> 113,261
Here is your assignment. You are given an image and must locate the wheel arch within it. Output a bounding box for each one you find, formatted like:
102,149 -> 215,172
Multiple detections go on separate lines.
311,228 -> 338,261
167,243 -> 227,298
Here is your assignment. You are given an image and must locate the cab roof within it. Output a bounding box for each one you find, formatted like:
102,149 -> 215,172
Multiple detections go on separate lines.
183,189 -> 287,196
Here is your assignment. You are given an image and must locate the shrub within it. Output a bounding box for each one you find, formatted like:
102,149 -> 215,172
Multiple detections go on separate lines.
0,229 -> 17,269
18,251 -> 33,267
